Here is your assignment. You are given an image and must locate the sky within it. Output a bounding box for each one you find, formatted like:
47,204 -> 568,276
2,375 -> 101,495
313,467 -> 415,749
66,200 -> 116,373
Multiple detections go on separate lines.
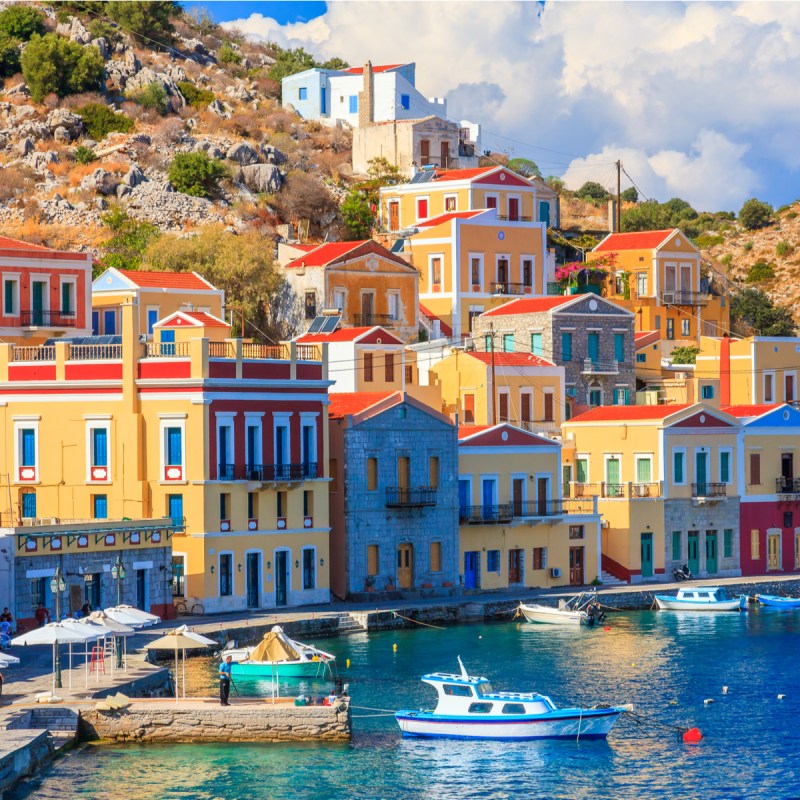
191,1 -> 800,212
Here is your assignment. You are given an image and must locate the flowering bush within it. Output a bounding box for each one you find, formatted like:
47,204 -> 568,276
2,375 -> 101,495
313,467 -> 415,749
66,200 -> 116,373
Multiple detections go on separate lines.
555,253 -> 617,289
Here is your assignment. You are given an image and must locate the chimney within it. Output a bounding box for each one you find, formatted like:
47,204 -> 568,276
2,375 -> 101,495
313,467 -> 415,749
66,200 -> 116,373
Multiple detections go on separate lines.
358,61 -> 374,127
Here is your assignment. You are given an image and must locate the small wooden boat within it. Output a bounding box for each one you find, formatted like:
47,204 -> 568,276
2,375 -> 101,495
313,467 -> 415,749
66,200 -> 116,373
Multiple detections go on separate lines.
221,625 -> 335,678
395,657 -> 629,740
518,593 -> 605,626
655,586 -> 746,612
754,594 -> 800,609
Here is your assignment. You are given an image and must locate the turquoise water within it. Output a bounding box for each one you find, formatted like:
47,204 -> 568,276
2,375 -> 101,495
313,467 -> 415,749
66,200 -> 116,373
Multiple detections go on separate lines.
13,609 -> 800,800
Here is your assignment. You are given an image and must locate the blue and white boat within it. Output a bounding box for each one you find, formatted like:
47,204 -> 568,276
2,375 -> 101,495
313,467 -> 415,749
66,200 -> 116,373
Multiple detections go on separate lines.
655,586 -> 746,612
754,594 -> 800,609
395,658 -> 629,740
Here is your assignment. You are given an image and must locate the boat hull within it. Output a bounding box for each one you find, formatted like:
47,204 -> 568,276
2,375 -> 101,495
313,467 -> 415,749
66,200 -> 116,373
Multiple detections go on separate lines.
519,604 -> 588,625
230,660 -> 332,678
755,594 -> 800,609
654,595 -> 746,612
395,708 -> 622,740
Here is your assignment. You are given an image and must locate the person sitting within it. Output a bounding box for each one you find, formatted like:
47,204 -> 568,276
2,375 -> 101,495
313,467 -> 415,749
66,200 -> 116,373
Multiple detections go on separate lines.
81,602 -> 92,618
0,608 -> 11,623
34,603 -> 50,628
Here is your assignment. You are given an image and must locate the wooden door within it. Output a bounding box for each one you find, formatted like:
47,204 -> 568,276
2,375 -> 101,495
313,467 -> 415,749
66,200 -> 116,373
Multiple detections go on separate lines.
440,140 -> 449,168
498,393 -> 509,422
640,533 -> 653,578
687,531 -> 699,575
508,197 -> 519,221
420,139 -> 430,165
397,543 -> 413,589
521,393 -> 531,424
537,477 -> 548,515
389,202 -> 399,231
767,533 -> 780,570
512,478 -> 524,517
543,393 -> 554,422
508,549 -> 522,584
569,546 -> 584,586
361,292 -> 374,323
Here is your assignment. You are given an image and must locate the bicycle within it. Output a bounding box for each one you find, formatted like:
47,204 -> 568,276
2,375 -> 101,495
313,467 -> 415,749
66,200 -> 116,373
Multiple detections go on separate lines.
174,600 -> 188,616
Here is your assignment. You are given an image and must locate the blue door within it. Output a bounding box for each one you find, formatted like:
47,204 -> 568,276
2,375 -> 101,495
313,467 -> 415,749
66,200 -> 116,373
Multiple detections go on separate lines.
160,329 -> 175,355
103,309 -> 116,335
147,309 -> 158,335
539,201 -> 551,225
32,281 -> 44,325
464,551 -> 480,589
22,491 -> 36,518
320,87 -> 327,115
91,311 -> 99,336
168,494 -> 183,526
482,479 -> 495,520
458,479 -> 469,521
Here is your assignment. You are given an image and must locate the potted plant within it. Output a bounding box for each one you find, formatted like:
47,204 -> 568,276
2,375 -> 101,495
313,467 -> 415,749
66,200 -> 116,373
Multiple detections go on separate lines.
365,575 -> 376,592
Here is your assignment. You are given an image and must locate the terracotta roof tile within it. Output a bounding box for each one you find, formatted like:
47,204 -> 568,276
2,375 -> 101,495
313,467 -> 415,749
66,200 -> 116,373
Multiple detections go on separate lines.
481,296 -> 577,316
568,404 -> 690,423
416,210 -> 487,227
594,229 -> 676,252
721,404 -> 781,418
284,241 -> 365,268
184,311 -> 228,328
466,351 -> 556,368
296,326 -> 403,344
328,391 -> 398,418
344,64 -> 406,74
118,269 -> 215,290
429,167 -> 497,183
0,235 -> 85,259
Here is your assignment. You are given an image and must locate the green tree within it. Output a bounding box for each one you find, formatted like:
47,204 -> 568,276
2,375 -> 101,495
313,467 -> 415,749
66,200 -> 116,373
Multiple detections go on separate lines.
745,260 -> 775,283
100,208 -> 161,273
217,42 -> 241,65
355,156 -> 406,205
320,56 -> 349,70
177,81 -> 214,108
621,200 -> 673,231
620,187 -> 638,203
21,34 -> 104,103
341,190 -> 374,240
730,288 -> 797,337
145,225 -> 283,340
670,345 -> 700,365
106,1 -> 178,46
545,176 -> 565,193
129,81 -> 168,114
168,152 -> 226,198
739,197 -> 773,230
268,45 -> 317,82
77,103 -> 134,139
0,33 -> 20,77
576,181 -> 610,202
0,5 -> 44,41
506,157 -> 541,179
73,144 -> 97,164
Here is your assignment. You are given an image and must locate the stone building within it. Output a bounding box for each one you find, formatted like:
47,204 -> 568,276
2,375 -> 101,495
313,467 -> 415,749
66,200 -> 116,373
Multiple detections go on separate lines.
474,294 -> 636,413
327,391 -> 458,599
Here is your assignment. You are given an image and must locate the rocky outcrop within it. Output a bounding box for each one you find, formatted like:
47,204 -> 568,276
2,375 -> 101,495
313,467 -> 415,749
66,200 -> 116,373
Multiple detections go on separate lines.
55,16 -> 93,45
240,163 -> 282,194
45,109 -> 83,141
105,49 -> 142,91
24,150 -> 59,172
125,181 -> 224,230
80,168 -> 120,196
125,68 -> 186,108
226,141 -> 259,166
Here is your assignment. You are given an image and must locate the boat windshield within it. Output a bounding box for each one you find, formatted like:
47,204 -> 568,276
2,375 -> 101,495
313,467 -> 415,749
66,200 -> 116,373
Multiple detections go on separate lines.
442,684 -> 473,697
476,681 -> 493,696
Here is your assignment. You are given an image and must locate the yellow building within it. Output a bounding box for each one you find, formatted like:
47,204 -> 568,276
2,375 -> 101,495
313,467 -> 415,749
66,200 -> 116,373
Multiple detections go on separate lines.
379,165 -> 559,231
0,296 -> 332,614
562,403 -> 742,582
397,208 -> 553,338
587,229 -> 729,350
458,424 -> 601,590
431,349 -> 565,435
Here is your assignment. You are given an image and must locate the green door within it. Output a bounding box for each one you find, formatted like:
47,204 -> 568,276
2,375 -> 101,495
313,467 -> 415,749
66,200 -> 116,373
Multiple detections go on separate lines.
32,281 -> 45,325
705,532 -> 717,574
640,533 -> 653,578
606,457 -> 621,497
688,532 -> 700,575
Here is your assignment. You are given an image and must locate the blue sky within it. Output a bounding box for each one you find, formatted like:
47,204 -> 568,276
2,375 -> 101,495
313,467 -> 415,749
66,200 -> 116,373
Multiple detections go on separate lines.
198,2 -> 800,211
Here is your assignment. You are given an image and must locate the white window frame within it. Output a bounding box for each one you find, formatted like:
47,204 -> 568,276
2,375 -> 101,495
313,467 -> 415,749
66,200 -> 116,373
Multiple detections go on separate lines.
14,416 -> 40,484
58,276 -> 77,317
331,287 -> 346,314
428,253 -> 445,291
216,412 -> 237,480
484,193 -> 499,211
159,414 -> 187,483
764,371 -> 776,404
30,275 -> 50,314
415,195 -> 431,221
387,290 -> 400,322
85,415 -> 112,484
718,447 -> 733,485
300,412 -> 318,466
672,447 -> 687,486
301,545 -> 317,590
2,273 -> 20,316
634,453 -> 653,484
387,200 -> 401,232
218,550 -> 235,598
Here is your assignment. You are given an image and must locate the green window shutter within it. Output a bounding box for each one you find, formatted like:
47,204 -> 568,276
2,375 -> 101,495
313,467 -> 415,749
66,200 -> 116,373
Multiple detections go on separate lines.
637,458 -> 651,483
503,334 -> 514,352
4,280 -> 12,314
674,451 -> 684,483
531,333 -> 543,356
576,459 -> 587,483
614,333 -> 624,363
672,531 -> 681,561
561,332 -> 572,362
720,451 -> 730,483
723,529 -> 733,558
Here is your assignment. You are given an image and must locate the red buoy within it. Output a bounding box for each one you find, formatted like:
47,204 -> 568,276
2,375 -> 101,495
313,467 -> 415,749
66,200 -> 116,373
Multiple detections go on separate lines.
683,727 -> 703,743
604,626 -> 611,631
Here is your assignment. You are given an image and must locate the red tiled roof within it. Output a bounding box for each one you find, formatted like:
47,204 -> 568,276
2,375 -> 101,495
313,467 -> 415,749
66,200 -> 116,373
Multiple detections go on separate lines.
430,167 -> 496,183
296,326 -> 403,345
285,241 -> 365,269
457,425 -> 493,439
594,229 -> 676,252
466,351 -> 556,368
344,64 -> 406,75
0,235 -> 55,252
184,311 -> 228,328
635,330 -> 661,349
416,210 -> 487,227
419,303 -> 452,337
328,391 -> 397,418
721,404 -> 781,418
0,235 -> 86,260
568,404 -> 690,423
118,269 -> 215,290
482,296 -> 576,317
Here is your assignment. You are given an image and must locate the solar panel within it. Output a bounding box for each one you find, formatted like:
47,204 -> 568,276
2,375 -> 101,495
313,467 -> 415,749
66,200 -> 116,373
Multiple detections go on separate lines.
410,169 -> 436,184
390,238 -> 406,254
45,335 -> 122,345
307,317 -> 326,333
320,315 -> 341,333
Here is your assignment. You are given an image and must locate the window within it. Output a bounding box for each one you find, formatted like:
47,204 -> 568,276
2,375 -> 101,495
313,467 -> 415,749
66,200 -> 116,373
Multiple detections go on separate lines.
532,547 -> 547,570
246,421 -> 261,475
367,458 -> 378,491
431,256 -> 442,286
666,318 -> 675,340
31,577 -> 47,609
751,529 -> 760,560
303,490 -> 313,519
561,332 -> 572,362
147,308 -> 159,335
400,93 -> 410,110
496,257 -> 509,285
388,292 -> 399,321
470,256 -> 481,286
85,572 -> 102,608
348,95 -> 358,113
364,352 -> 374,382
298,86 -> 307,100
22,490 -> 36,518
332,289 -> 345,313
486,195 -> 498,210
92,494 -> 107,519
614,333 -> 624,363
303,548 -> 316,590
503,334 -> 514,353
384,353 -> 395,382
576,458 -> 588,483
786,374 -> 795,403
468,703 -> 493,714
168,494 -> 183,525
487,550 -> 500,572
219,553 -> 233,596
463,394 -> 475,423
587,332 -> 600,364
672,531 -> 681,561
569,525 -> 584,539
723,529 -> 733,559
764,373 -> 774,403
531,332 -> 543,356
304,291 -> 316,320
20,427 -> 36,467
104,309 -> 116,335
443,684 -> 473,697
636,456 -> 652,483
749,453 -> 761,485
637,353 -> 646,363
521,392 -> 531,423
673,450 -> 685,484
445,195 -> 456,211
417,198 -> 428,220
498,392 -> 509,422
485,334 -> 493,351
3,277 -> 19,315
405,365 -> 413,384
172,557 -> 185,598
681,318 -> 690,337
277,491 -> 286,519
248,491 -> 258,522
90,426 -> 108,469
219,493 -> 230,523
614,388 -> 630,405
430,541 -> 442,572
636,272 -> 648,296
60,281 -> 75,316
522,259 -> 533,287
543,391 -> 554,421
503,703 -> 526,715
701,385 -> 715,400
784,511 -> 793,528
719,450 -> 731,484
165,426 -> 182,468
589,388 -> 602,406
367,544 -> 379,576
429,456 -> 440,489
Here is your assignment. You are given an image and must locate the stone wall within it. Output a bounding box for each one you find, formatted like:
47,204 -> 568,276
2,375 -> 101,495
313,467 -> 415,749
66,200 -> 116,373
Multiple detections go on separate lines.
0,731 -> 52,796
79,699 -> 351,743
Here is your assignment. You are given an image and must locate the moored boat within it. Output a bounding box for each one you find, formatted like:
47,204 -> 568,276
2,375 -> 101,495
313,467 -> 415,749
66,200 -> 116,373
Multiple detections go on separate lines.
754,594 -> 800,609
222,625 -> 335,678
655,586 -> 746,612
518,593 -> 605,626
395,657 -> 629,740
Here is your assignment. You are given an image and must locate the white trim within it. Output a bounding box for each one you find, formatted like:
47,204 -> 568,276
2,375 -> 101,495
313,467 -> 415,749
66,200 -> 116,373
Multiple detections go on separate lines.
2,272 -> 21,316
160,418 -> 186,482
218,550 -> 235,598
14,419 -> 39,484
428,252 -> 445,293
85,419 -> 112,484
58,275 -> 77,316
718,446 -> 733,485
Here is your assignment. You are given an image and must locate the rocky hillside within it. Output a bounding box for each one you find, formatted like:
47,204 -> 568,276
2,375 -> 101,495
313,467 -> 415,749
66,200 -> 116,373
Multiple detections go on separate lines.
0,2 -> 352,254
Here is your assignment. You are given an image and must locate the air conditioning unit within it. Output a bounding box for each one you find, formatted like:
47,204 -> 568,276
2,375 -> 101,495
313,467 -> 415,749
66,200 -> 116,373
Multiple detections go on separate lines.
663,292 -> 675,304
550,567 -> 562,579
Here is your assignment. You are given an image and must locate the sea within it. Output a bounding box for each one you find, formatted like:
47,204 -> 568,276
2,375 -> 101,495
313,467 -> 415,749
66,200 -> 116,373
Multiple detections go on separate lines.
10,608 -> 800,800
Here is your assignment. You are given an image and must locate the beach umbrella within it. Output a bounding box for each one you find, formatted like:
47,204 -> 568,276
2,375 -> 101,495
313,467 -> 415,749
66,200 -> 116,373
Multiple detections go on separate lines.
11,623 -> 92,700
0,652 -> 20,667
144,631 -> 211,702
173,625 -> 216,698
60,619 -> 103,691
86,612 -> 136,678
105,605 -> 160,628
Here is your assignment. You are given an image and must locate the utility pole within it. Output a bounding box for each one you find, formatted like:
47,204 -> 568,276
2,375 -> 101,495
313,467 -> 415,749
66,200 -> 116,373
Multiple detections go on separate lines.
616,160 -> 622,232
490,322 -> 497,426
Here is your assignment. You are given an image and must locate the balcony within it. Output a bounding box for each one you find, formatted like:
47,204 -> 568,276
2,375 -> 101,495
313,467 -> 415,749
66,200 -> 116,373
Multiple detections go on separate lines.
386,486 -> 437,507
490,282 -> 531,296
581,358 -> 620,375
494,215 -> 533,223
218,463 -> 236,480
460,504 -> 513,524
660,291 -> 710,307
570,482 -> 662,500
692,482 -> 727,499
353,313 -> 398,328
21,310 -> 78,328
776,478 -> 800,497
245,463 -> 318,482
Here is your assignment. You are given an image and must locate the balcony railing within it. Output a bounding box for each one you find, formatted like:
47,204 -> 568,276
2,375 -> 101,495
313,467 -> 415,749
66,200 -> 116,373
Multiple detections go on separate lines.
459,498 -> 598,523
582,358 -> 620,375
20,310 -> 78,327
12,345 -> 55,362
661,291 -> 710,307
245,463 -> 317,482
692,482 -> 727,498
241,342 -> 284,359
630,482 -> 661,498
352,313 -> 398,327
218,463 -> 236,480
146,342 -> 191,358
776,478 -> 800,495
494,215 -> 533,222
490,282 -> 531,296
69,344 -> 122,360
571,481 -> 662,499
386,486 -> 437,507
460,504 -> 513,524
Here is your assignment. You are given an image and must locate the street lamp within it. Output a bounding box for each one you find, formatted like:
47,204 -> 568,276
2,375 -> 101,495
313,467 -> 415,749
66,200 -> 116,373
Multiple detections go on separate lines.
111,556 -> 126,668
49,566 -> 66,688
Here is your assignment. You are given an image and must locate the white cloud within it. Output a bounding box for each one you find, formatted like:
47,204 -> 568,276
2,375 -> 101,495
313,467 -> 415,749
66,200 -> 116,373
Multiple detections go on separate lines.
223,2 -> 800,209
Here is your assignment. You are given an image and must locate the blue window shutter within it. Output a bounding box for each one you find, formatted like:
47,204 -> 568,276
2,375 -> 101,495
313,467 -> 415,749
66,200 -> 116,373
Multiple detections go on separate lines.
349,95 -> 358,113
561,332 -> 572,362
91,311 -> 99,336
247,425 -> 258,465
531,333 -> 542,356
61,282 -> 71,314
614,333 -> 624,363
400,93 -> 410,110
93,428 -> 107,467
674,452 -> 684,483
94,495 -> 107,519
458,480 -> 469,513
21,429 -> 35,466
298,86 -> 307,100
503,334 -> 514,353
320,87 -> 327,114
169,494 -> 183,525
147,309 -> 158,335
167,427 -> 182,465
22,492 -> 36,517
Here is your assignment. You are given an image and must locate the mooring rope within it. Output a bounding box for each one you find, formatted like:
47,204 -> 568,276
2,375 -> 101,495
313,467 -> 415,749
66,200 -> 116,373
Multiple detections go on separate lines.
624,709 -> 689,735
351,705 -> 398,713
392,612 -> 446,630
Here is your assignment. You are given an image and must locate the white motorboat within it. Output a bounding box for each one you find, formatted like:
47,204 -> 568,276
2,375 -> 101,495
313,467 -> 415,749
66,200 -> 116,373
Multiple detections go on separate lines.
395,657 -> 629,740
518,594 -> 605,626
654,586 -> 747,612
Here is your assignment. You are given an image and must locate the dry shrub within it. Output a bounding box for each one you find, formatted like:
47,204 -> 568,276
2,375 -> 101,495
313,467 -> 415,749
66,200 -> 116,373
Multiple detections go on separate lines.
137,145 -> 170,172
223,111 -> 264,140
151,116 -> 186,146
252,76 -> 280,99
315,149 -> 350,183
62,91 -> 107,111
47,161 -> 70,178
262,110 -> 293,134
194,109 -> 226,135
67,162 -> 100,186
0,164 -> 37,202
270,171 -> 338,229
119,100 -> 161,125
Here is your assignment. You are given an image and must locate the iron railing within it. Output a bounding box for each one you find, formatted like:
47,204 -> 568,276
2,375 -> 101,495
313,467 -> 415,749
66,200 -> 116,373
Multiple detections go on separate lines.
21,310 -> 77,327
630,482 -> 661,498
776,478 -> 800,494
582,358 -> 620,374
692,482 -> 727,498
218,463 -> 236,480
490,282 -> 531,296
460,504 -> 513,524
353,314 -> 397,327
386,487 -> 437,507
245,463 -> 317,481
660,291 -> 710,307
494,214 -> 533,222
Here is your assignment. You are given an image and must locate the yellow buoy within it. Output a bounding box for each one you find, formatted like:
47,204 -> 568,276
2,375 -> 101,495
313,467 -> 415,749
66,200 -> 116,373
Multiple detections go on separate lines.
346,658 -> 350,669
393,643 -> 397,652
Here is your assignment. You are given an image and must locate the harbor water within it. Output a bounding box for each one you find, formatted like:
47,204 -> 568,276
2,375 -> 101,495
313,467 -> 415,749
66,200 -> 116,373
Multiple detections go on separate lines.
11,608 -> 800,799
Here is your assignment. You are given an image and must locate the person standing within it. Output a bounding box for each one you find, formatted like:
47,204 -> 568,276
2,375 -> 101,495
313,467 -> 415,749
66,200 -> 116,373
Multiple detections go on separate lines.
218,655 -> 233,706
34,603 -> 50,628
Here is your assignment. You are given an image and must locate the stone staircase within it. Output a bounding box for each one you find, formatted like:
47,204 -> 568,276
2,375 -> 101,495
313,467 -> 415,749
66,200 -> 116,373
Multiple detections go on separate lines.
598,570 -> 628,587
28,708 -> 79,752
337,613 -> 368,635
